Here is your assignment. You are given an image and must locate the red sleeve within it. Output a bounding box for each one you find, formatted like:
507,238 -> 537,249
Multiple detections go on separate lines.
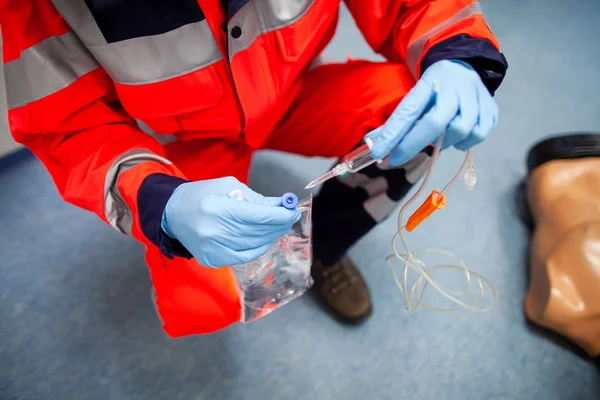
1,0 -> 186,243
345,0 -> 502,78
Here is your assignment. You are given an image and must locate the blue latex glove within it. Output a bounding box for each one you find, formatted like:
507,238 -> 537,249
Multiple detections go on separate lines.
367,59 -> 499,166
161,177 -> 301,268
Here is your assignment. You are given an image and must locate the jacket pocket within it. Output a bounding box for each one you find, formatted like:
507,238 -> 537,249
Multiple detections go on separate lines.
116,65 -> 225,134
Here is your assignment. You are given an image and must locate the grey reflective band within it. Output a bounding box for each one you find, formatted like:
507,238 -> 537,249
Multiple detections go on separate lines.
88,21 -> 222,85
50,0 -> 107,46
406,2 -> 483,78
136,120 -> 178,145
361,153 -> 432,222
364,194 -> 398,223
4,31 -> 99,109
258,0 -> 316,31
52,0 -> 222,85
104,149 -> 172,235
337,172 -> 389,197
402,152 -> 432,184
361,176 -> 389,197
229,0 -> 316,57
367,152 -> 432,183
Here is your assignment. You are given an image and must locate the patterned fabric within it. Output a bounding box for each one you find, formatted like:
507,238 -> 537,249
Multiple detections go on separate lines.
312,147 -> 434,265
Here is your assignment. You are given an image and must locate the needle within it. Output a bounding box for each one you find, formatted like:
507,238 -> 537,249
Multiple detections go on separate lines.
304,170 -> 336,189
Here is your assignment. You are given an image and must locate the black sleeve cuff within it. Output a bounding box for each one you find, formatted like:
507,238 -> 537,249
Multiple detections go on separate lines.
137,173 -> 193,260
420,34 -> 509,96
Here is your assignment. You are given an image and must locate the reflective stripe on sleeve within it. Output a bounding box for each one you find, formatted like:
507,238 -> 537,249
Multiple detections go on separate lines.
406,2 -> 483,78
3,31 -> 99,109
229,0 -> 316,58
104,149 -> 172,235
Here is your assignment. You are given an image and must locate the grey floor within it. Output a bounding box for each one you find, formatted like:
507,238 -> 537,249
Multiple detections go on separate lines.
2,1 -> 600,399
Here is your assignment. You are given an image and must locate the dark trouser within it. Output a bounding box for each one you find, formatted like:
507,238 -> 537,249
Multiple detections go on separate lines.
312,147 -> 434,266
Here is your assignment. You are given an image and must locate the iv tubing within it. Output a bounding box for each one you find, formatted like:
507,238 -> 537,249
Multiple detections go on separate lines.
386,134 -> 498,312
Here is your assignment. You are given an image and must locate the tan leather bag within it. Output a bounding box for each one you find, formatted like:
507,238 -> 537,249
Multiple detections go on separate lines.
525,135 -> 600,356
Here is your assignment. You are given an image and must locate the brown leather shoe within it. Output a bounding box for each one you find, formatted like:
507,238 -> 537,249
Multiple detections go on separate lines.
312,257 -> 372,324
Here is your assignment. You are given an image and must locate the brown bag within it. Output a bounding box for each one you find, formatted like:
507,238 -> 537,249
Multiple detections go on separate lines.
524,134 -> 600,356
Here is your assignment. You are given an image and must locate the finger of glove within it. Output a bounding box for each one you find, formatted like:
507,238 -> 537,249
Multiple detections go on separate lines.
197,242 -> 274,268
367,79 -> 434,160
443,88 -> 478,149
454,91 -> 498,151
388,90 -> 458,166
230,242 -> 277,266
214,178 -> 284,208
237,185 -> 283,207
228,198 -> 301,225
218,225 -> 290,251
226,218 -> 297,238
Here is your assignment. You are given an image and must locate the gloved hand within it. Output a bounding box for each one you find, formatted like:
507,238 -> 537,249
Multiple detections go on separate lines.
161,177 -> 301,268
367,59 -> 499,166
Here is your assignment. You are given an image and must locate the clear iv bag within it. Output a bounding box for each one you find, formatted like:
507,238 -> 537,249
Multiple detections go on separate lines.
232,195 -> 313,323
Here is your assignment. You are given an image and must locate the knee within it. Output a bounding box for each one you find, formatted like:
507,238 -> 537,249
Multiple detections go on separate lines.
145,249 -> 242,337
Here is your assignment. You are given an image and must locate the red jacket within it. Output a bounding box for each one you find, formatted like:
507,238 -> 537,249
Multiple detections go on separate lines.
1,0 -> 506,263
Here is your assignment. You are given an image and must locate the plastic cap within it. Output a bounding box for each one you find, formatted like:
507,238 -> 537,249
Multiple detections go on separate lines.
229,189 -> 244,201
405,190 -> 446,232
281,192 -> 299,209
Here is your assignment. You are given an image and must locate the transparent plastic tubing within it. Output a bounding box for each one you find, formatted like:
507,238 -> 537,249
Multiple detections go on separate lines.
386,134 -> 498,312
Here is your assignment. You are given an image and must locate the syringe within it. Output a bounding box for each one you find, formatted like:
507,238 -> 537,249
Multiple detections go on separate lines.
305,138 -> 380,189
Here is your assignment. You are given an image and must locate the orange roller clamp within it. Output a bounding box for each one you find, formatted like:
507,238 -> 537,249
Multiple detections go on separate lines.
406,190 -> 446,232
